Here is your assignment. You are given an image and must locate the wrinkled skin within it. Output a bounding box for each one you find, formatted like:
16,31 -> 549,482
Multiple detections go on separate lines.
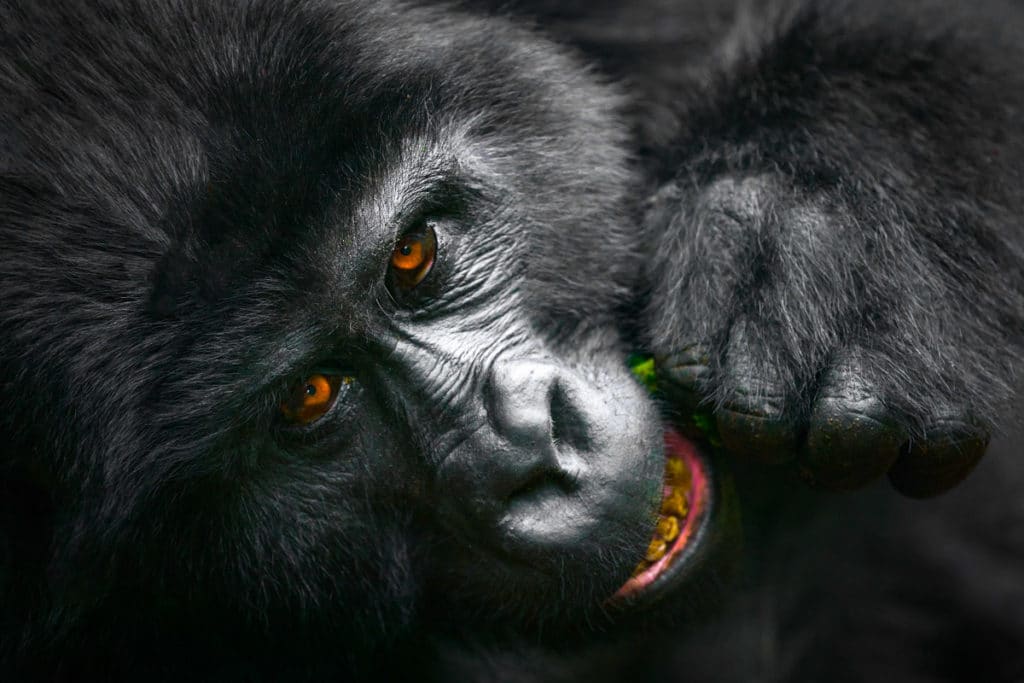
1,0 -> 1023,681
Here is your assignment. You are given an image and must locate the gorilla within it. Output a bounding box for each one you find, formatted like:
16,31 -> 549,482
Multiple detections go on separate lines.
1,0 -> 1022,680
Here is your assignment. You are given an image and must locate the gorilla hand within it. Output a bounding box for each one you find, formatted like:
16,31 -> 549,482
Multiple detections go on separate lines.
645,174 -> 1012,498
634,4 -> 1024,499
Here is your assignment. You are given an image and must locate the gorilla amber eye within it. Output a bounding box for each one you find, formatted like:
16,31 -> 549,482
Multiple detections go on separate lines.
280,373 -> 349,425
389,226 -> 436,289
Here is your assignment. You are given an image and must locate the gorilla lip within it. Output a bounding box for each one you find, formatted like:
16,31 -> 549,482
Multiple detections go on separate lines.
612,430 -> 710,600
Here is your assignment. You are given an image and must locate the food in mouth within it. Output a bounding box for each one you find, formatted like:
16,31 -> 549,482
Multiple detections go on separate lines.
613,430 -> 710,600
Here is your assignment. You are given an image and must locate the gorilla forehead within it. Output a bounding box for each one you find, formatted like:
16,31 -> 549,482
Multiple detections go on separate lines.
5,0 -> 629,219
57,0 -> 638,315
3,0 -> 638,394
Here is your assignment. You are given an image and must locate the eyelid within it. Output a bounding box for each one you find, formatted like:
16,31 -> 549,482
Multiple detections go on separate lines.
388,223 -> 437,292
278,371 -> 356,428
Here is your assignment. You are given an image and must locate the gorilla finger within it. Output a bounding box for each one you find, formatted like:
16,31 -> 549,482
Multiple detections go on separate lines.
887,419 -> 989,499
657,345 -> 714,439
715,326 -> 798,465
799,354 -> 905,491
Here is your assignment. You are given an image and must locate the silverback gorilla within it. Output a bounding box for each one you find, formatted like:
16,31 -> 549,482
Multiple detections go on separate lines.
2,0 -> 1023,680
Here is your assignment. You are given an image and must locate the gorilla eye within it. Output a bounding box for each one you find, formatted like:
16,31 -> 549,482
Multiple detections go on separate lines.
280,373 -> 352,425
389,225 -> 437,290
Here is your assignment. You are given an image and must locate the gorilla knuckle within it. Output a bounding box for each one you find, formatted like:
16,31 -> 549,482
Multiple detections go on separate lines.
800,397 -> 905,491
888,420 -> 991,498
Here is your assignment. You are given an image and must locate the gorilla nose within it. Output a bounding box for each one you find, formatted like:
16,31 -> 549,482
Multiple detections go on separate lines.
435,355 -> 661,557
482,359 -> 588,501
436,359 -> 597,545
486,359 -> 592,458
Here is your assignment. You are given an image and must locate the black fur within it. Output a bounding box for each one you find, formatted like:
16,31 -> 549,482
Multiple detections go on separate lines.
1,0 -> 1022,680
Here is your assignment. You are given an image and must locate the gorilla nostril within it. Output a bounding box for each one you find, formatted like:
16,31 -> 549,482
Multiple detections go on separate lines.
505,466 -> 579,504
550,381 -> 592,451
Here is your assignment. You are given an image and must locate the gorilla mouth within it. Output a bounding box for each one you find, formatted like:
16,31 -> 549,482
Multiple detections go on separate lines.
612,430 -> 711,601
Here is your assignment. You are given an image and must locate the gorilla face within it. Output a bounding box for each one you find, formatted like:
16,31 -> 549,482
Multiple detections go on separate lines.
0,0 -> 730,666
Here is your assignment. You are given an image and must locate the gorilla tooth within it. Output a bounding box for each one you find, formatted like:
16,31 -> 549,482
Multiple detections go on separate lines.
661,490 -> 688,518
656,515 -> 680,543
665,456 -> 692,488
645,538 -> 668,563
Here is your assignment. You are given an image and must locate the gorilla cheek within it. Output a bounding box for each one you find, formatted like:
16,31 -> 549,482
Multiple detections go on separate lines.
434,356 -> 663,569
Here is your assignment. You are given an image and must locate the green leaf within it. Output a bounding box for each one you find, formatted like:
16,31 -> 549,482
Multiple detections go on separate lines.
627,353 -> 657,393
